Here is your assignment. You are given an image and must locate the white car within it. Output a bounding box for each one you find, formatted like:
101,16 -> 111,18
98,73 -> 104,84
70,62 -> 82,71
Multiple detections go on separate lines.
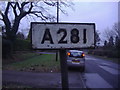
67,50 -> 85,72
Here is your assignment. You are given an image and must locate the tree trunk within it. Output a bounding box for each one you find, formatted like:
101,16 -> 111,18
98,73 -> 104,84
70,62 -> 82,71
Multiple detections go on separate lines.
2,38 -> 13,59
3,18 -> 21,59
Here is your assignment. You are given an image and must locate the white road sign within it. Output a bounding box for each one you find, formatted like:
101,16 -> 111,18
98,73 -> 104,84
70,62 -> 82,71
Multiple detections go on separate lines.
31,23 -> 95,49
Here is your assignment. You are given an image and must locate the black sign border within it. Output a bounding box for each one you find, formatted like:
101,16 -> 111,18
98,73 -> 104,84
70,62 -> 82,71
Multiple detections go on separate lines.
30,22 -> 96,50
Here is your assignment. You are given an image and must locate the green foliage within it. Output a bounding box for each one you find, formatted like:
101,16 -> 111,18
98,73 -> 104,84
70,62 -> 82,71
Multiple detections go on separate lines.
104,40 -> 107,46
13,52 -> 38,61
89,49 -> 119,58
11,54 -> 58,68
2,38 -> 12,58
16,32 -> 25,40
88,49 -> 120,64
108,36 -> 114,47
13,39 -> 31,51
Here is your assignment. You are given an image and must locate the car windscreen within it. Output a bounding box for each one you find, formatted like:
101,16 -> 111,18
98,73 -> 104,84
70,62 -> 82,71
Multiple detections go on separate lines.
69,52 -> 82,58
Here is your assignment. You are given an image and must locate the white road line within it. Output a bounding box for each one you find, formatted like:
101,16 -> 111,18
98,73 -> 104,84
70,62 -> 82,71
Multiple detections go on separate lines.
99,65 -> 120,75
84,73 -> 113,88
85,58 -> 97,61
101,63 -> 111,66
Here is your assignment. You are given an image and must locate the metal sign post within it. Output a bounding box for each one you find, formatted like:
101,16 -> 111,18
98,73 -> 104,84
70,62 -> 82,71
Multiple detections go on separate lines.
57,1 -> 69,89
56,0 -> 59,62
59,50 -> 69,89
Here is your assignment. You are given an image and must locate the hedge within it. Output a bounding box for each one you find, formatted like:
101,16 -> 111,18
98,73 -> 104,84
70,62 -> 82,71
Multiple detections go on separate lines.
13,39 -> 31,51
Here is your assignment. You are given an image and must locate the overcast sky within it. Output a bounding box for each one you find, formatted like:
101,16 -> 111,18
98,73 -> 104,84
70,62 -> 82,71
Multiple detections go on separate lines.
59,1 -> 118,43
0,0 -> 118,44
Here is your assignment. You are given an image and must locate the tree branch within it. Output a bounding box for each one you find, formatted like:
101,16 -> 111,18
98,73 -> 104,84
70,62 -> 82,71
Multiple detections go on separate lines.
17,2 -> 33,19
9,2 -> 18,17
21,2 -> 29,9
2,2 -> 11,33
16,2 -> 21,10
28,2 -> 33,13
2,14 -> 11,33
5,2 -> 11,15
32,13 -> 46,21
29,11 -> 48,20
1,1 -> 71,40
44,1 -> 56,6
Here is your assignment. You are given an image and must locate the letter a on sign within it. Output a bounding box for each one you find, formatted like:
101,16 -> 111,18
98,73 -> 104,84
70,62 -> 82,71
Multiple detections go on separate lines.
41,28 -> 54,44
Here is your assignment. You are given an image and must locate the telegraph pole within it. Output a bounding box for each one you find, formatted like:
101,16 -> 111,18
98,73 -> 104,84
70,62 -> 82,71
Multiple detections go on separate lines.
57,1 -> 59,23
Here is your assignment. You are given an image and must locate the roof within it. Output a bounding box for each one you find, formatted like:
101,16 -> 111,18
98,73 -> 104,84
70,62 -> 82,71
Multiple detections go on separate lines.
69,50 -> 83,53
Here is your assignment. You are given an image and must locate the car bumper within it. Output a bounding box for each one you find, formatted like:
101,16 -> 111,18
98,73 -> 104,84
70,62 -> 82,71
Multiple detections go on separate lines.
67,60 -> 85,67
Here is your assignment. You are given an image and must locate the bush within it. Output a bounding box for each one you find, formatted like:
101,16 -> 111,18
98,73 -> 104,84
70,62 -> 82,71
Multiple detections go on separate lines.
88,50 -> 93,54
88,49 -> 119,58
13,39 -> 31,51
2,38 -> 12,58
107,50 -> 119,58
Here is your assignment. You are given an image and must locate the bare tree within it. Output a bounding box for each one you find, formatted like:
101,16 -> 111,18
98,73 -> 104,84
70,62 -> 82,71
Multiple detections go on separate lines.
103,22 -> 120,49
108,36 -> 114,47
0,0 -> 73,58
112,23 -> 120,38
0,1 -> 73,41
104,23 -> 120,40
95,30 -> 101,46
103,27 -> 116,41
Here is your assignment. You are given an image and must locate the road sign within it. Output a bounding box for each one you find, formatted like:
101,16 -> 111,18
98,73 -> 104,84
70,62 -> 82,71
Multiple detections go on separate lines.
31,22 -> 95,49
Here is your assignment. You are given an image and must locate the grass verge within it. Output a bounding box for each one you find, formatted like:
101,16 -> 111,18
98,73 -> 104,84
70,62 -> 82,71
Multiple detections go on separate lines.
3,52 -> 39,65
3,53 -> 60,72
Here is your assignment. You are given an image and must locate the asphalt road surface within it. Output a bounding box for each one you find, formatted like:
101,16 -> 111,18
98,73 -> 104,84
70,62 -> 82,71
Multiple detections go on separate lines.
2,53 -> 120,89
82,55 -> 120,88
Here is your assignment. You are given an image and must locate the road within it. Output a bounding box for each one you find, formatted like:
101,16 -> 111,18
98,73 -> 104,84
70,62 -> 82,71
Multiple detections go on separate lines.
82,55 -> 120,88
2,53 -> 120,89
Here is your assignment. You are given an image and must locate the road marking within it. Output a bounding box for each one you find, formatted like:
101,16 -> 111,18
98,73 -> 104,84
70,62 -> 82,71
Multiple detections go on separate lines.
99,66 -> 120,75
85,57 -> 98,61
100,63 -> 111,66
84,73 -> 113,88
